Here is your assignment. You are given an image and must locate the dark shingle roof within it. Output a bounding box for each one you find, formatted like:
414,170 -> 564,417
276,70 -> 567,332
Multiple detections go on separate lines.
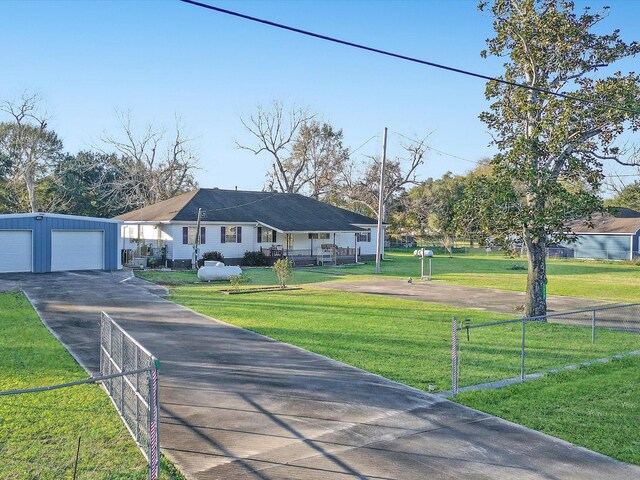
566,207 -> 640,235
115,189 -> 376,232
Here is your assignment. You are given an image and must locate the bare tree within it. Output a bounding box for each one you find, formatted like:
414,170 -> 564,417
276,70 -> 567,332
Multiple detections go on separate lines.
237,101 -> 314,193
0,94 -> 63,212
98,113 -> 199,214
342,138 -> 428,220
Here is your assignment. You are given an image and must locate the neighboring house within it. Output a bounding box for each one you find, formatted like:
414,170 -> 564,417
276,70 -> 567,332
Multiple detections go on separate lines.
0,213 -> 122,273
560,208 -> 640,260
115,188 -> 382,268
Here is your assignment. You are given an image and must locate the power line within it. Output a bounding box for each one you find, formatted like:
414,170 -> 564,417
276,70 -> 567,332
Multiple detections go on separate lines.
393,130 -> 640,173
392,131 -> 481,165
180,0 -> 640,115
350,134 -> 379,156
202,192 -> 281,212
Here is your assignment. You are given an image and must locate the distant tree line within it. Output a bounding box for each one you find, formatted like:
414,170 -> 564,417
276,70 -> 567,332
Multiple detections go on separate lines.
0,95 -> 198,216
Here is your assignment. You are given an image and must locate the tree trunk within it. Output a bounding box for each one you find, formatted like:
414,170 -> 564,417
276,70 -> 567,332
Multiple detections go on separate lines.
523,228 -> 547,317
24,172 -> 38,213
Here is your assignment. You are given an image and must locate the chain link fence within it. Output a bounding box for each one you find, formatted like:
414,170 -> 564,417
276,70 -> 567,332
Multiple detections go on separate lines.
0,312 -> 160,479
451,304 -> 640,395
100,312 -> 160,479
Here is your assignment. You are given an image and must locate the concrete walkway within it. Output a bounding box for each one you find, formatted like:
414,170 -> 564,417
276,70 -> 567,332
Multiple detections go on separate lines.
314,279 -> 612,314
2,271 -> 637,479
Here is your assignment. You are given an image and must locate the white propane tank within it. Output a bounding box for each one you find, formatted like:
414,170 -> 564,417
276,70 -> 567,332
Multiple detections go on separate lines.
197,261 -> 242,281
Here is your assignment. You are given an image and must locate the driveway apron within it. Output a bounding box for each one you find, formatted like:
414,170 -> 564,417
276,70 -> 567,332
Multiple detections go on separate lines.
3,271 -> 638,480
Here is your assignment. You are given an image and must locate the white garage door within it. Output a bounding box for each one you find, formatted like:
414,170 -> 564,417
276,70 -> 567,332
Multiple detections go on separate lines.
0,230 -> 32,273
51,231 -> 104,271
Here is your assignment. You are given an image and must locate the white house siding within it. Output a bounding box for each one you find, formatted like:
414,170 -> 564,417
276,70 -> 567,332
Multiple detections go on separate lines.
169,223 -> 258,262
355,227 -> 381,256
121,224 -> 172,251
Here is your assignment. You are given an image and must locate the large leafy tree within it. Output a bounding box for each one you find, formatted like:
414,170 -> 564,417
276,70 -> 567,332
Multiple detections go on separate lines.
49,151 -> 122,217
399,173 -> 467,250
478,0 -> 640,316
290,120 -> 349,201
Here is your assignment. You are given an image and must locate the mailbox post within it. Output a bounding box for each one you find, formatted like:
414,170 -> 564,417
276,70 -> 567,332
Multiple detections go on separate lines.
413,248 -> 433,280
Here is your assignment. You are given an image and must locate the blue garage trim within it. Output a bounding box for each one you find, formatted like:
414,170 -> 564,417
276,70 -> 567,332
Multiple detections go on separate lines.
0,213 -> 121,272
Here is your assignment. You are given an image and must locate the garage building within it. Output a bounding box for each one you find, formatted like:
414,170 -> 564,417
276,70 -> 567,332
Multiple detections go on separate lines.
0,213 -> 122,273
561,207 -> 640,261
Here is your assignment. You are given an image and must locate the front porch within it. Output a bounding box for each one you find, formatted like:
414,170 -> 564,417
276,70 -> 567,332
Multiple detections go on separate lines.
260,245 -> 361,266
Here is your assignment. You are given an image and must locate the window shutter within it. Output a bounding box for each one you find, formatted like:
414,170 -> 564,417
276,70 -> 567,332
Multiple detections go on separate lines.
367,231 -> 371,242
272,230 -> 277,243
257,226 -> 262,243
220,226 -> 226,244
182,227 -> 188,244
237,226 -> 242,243
200,227 -> 206,245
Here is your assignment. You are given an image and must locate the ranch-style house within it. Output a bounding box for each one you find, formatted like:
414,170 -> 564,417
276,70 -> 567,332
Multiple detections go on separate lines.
116,188 -> 382,268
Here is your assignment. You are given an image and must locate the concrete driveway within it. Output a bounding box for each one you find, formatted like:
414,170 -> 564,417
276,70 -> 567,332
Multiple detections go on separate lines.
314,279 -> 612,315
2,271 -> 638,479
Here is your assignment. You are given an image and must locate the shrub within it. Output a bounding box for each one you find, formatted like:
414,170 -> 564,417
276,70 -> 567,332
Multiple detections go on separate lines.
229,273 -> 251,289
272,258 -> 293,288
507,263 -> 526,270
202,251 -> 224,262
241,251 -> 269,266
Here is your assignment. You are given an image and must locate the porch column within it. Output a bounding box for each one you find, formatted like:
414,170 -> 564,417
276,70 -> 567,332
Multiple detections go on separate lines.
354,233 -> 358,263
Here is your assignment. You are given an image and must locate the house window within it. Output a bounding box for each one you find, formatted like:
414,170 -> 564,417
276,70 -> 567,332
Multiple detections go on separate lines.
356,231 -> 371,242
308,233 -> 330,240
182,226 -> 206,245
127,226 -> 136,238
257,226 -> 277,243
220,226 -> 242,243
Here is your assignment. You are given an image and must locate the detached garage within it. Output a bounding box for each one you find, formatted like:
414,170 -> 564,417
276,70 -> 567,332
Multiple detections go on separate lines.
0,213 -> 122,273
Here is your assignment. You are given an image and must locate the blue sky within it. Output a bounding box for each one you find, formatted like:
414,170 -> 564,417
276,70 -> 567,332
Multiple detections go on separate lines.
1,0 -> 639,192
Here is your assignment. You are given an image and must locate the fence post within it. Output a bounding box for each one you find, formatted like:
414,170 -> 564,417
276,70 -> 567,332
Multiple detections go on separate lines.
149,359 -> 160,480
591,310 -> 596,344
120,329 -> 125,413
135,352 -> 140,444
452,317 -> 458,396
100,313 -> 104,375
520,318 -> 526,382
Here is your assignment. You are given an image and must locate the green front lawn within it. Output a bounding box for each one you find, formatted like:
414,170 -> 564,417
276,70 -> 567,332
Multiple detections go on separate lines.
0,292 -> 183,479
168,285 -> 638,392
455,355 -> 640,465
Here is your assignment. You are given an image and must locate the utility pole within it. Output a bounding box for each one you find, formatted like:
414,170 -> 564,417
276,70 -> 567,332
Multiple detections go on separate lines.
375,127 -> 388,274
192,207 -> 203,270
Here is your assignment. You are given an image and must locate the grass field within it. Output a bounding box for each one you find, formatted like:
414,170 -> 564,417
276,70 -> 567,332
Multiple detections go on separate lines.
138,251 -> 640,302
0,292 -> 184,480
455,355 -> 640,465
